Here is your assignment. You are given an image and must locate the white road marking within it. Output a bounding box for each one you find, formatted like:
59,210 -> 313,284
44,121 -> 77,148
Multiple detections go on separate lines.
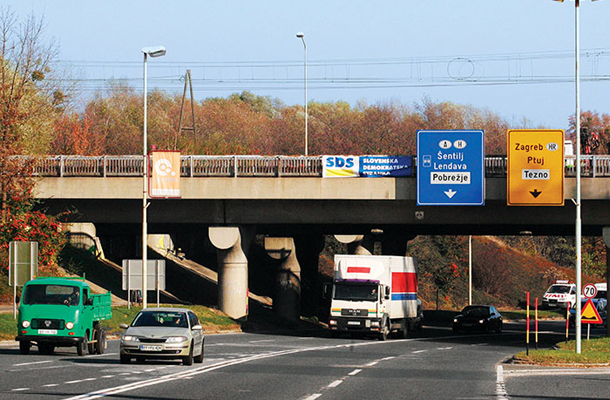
101,375 -> 114,379
65,378 -> 97,384
303,394 -> 322,400
437,346 -> 453,350
64,336 -> 434,400
365,361 -> 379,366
12,360 -> 53,367
381,356 -> 395,361
248,339 -> 276,343
412,350 -> 427,354
11,388 -> 29,392
328,380 -> 343,388
504,367 -> 610,377
43,384 -> 60,387
496,365 -> 509,400
348,369 -> 362,376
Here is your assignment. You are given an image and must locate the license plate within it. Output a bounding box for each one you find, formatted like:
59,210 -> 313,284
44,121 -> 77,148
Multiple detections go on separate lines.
347,321 -> 360,326
140,345 -> 163,351
38,329 -> 57,335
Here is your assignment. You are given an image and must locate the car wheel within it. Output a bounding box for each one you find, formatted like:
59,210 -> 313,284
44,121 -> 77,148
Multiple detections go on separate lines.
496,323 -> 502,334
19,341 -> 31,355
120,354 -> 131,364
452,326 -> 459,334
183,342 -> 194,366
194,340 -> 204,364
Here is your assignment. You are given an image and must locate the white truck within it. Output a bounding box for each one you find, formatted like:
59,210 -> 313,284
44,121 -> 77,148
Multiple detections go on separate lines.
327,255 -> 422,340
542,280 -> 576,310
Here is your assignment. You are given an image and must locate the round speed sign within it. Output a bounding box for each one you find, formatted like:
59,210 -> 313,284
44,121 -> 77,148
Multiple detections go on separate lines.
583,283 -> 597,299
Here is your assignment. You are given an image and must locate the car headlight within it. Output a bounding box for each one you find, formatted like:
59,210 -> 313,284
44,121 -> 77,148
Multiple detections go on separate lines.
165,336 -> 188,343
329,320 -> 337,326
371,321 -> 380,327
453,319 -> 458,323
122,335 -> 139,342
66,322 -> 74,330
479,319 -> 485,324
22,321 -> 30,328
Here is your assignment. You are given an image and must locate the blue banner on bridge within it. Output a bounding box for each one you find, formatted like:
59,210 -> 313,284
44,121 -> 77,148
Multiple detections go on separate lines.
322,156 -> 413,178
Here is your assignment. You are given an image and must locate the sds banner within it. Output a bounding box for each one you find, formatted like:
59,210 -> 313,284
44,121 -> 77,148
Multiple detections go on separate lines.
322,155 -> 412,178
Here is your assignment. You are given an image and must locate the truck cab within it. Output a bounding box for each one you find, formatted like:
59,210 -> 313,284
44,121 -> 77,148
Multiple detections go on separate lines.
16,277 -> 111,356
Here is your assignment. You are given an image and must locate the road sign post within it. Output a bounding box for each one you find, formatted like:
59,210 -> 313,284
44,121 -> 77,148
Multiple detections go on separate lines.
417,130 -> 485,206
507,130 -> 564,206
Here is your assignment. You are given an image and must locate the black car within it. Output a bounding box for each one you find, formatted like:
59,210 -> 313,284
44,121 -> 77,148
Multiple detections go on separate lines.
453,305 -> 502,334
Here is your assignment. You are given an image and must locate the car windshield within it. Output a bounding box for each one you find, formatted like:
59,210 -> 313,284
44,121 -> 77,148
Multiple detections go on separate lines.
22,284 -> 80,305
132,311 -> 188,328
333,282 -> 378,301
461,306 -> 490,317
547,285 -> 571,294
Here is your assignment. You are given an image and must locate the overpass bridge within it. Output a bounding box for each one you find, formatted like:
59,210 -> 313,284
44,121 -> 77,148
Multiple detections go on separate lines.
26,154 -> 610,321
31,154 -> 610,236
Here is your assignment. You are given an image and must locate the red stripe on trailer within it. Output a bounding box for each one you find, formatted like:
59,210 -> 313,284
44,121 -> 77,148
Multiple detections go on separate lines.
392,272 -> 417,293
347,266 -> 371,274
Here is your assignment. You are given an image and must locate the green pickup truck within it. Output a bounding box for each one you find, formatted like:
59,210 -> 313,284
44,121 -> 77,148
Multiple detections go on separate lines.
16,277 -> 112,356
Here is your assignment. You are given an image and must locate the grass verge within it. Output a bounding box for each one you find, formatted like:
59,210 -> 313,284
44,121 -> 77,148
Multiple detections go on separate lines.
0,304 -> 241,341
514,336 -> 610,365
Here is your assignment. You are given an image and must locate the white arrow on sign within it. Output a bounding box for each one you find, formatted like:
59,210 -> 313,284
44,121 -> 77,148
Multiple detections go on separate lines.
444,189 -> 457,198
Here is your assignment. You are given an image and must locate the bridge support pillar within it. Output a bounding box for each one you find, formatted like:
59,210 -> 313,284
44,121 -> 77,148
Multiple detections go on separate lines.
65,222 -> 104,258
265,237 -> 301,322
209,226 -> 253,321
335,234 -> 374,255
602,228 -> 610,337
295,235 -> 325,317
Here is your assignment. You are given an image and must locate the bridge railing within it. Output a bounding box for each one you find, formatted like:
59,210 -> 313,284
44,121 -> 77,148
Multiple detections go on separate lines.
20,155 -> 610,177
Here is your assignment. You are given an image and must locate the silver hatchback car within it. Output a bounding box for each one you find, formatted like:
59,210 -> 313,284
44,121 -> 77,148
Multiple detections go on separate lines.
120,308 -> 204,365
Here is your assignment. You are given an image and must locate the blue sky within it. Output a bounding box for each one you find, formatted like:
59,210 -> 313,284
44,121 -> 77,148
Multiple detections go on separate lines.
6,1 -> 610,130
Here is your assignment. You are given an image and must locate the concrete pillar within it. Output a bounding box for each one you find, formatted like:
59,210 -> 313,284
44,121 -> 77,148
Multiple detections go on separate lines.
209,226 -> 253,321
294,235 -> 325,317
602,228 -> 610,337
265,237 -> 301,322
335,234 -> 374,255
65,222 -> 104,258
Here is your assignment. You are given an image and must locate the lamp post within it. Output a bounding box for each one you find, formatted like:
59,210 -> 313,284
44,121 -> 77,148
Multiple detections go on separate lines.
141,46 -> 166,310
296,32 -> 308,156
552,0 -> 601,354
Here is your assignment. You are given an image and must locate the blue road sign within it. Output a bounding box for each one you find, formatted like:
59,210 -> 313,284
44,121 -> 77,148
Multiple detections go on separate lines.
417,130 -> 485,206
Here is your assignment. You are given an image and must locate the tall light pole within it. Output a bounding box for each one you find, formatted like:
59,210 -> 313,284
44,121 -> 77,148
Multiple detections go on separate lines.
141,46 -> 166,309
296,32 -> 308,156
552,0 -> 601,354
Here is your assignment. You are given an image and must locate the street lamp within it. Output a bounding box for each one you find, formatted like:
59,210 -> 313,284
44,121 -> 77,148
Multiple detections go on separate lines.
296,32 -> 308,156
552,0 -> 602,354
141,46 -> 166,309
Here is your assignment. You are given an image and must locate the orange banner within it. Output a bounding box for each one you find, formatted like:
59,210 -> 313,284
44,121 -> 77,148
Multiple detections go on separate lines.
150,151 -> 181,198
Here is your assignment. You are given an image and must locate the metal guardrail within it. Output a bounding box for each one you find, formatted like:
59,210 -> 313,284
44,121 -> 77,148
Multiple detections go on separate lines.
18,155 -> 610,178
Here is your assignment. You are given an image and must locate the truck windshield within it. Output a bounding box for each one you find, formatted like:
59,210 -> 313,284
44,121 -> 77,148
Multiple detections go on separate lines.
23,284 -> 80,305
334,282 -> 378,301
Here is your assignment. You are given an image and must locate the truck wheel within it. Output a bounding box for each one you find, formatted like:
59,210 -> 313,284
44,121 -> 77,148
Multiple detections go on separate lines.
19,341 -> 31,355
398,319 -> 408,339
77,335 -> 87,356
378,320 -> 389,341
95,329 -> 107,354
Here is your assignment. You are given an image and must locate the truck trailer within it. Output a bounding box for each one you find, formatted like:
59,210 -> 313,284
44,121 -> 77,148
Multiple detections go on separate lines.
327,255 -> 422,340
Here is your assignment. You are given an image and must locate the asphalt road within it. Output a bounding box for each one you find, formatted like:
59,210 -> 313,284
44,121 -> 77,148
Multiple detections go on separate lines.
1,321 -> 609,399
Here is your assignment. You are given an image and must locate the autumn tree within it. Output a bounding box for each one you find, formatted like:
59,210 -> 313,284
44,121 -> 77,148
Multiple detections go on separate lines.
0,8 -> 70,275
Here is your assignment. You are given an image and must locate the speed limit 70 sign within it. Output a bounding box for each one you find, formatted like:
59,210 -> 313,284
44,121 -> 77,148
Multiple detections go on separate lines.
583,283 -> 597,299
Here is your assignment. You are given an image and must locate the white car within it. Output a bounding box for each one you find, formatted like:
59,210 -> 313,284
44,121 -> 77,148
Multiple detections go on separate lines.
119,308 -> 204,365
542,281 -> 575,310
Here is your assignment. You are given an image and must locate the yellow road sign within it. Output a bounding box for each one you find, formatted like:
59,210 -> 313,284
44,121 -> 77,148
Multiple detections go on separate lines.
507,130 -> 564,206
581,298 -> 603,324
